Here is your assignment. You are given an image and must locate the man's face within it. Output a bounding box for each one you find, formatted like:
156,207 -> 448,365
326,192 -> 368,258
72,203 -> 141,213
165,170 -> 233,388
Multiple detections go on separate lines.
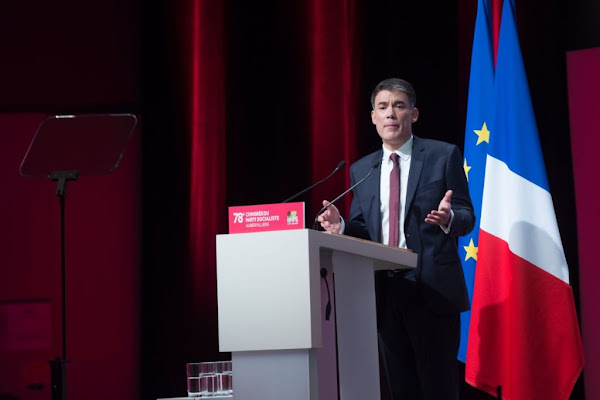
371,90 -> 419,150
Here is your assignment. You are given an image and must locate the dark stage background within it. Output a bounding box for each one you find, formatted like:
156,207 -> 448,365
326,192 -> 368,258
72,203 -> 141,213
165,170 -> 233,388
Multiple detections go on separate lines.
0,0 -> 599,399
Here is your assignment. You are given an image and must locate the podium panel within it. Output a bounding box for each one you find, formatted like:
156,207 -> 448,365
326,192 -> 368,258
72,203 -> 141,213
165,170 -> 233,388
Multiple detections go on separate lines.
216,230 -> 321,351
216,229 -> 417,400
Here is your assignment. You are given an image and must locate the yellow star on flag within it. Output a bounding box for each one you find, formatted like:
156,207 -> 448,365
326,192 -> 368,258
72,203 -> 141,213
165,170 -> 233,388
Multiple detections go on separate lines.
474,122 -> 490,145
463,158 -> 472,181
463,238 -> 478,261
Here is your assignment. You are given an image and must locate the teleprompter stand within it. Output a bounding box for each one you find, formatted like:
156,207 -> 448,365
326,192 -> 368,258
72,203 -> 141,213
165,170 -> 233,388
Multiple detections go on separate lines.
20,114 -> 137,400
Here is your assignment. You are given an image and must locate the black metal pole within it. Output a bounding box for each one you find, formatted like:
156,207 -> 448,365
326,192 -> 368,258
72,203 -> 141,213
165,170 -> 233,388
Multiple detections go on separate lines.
50,187 -> 68,400
60,191 -> 67,360
49,171 -> 78,400
49,358 -> 67,400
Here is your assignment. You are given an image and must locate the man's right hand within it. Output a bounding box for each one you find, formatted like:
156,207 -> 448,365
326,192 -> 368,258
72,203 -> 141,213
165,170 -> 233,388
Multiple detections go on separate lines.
317,200 -> 342,233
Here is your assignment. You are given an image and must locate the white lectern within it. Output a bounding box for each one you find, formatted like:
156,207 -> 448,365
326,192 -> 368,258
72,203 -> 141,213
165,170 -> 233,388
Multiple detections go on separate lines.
216,229 -> 417,400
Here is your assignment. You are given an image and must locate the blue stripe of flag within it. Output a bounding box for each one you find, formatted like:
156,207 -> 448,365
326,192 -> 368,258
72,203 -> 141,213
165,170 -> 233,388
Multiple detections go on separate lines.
488,0 -> 549,191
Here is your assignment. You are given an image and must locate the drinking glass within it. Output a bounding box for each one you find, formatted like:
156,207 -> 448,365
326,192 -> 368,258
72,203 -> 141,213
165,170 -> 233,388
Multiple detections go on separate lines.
186,363 -> 202,397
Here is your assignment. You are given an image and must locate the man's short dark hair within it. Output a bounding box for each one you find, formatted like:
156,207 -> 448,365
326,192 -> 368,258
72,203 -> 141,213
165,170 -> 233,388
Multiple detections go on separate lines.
370,78 -> 417,109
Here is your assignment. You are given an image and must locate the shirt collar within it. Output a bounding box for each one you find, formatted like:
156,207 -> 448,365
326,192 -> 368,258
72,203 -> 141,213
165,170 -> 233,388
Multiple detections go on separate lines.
382,135 -> 413,163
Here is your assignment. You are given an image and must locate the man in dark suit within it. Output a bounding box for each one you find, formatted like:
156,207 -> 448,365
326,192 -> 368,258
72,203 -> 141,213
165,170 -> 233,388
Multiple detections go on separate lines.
318,78 -> 474,399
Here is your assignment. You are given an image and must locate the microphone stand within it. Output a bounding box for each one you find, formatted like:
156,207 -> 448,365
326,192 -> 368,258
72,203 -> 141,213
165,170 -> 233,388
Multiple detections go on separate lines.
312,160 -> 380,230
282,161 -> 346,203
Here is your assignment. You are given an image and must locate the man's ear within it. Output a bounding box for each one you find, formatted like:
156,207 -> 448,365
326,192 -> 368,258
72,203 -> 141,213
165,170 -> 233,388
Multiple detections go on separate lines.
411,107 -> 419,123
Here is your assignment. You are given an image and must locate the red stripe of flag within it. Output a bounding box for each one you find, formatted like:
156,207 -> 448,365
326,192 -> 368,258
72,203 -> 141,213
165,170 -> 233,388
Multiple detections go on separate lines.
466,229 -> 584,400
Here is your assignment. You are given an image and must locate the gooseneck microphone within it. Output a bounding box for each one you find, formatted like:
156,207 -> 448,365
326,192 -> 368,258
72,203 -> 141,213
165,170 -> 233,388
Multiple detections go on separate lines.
312,158 -> 381,230
281,160 -> 346,203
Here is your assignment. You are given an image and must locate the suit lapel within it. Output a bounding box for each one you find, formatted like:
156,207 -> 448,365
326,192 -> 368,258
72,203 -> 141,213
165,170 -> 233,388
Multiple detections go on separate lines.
405,136 -> 424,217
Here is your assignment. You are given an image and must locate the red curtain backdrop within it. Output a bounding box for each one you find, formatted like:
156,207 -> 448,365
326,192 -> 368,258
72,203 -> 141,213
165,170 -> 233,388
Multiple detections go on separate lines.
188,0 -> 227,354
309,0 -> 360,215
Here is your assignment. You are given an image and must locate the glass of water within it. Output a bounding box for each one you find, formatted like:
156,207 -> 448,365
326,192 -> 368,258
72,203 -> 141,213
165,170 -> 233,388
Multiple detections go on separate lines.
186,363 -> 202,397
188,360 -> 233,397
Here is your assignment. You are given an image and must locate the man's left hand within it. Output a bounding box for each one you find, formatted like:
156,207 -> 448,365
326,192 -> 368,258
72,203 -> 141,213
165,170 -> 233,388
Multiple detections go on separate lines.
425,190 -> 453,227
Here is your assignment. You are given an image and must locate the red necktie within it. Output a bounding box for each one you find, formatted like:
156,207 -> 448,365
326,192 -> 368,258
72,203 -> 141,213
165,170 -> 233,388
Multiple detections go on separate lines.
388,153 -> 400,246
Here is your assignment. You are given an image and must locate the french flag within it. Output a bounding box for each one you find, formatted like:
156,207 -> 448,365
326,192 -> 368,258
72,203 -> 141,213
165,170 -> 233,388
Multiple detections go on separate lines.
464,0 -> 584,399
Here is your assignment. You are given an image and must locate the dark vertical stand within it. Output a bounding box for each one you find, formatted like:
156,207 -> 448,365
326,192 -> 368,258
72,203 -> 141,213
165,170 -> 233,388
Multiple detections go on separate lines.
49,358 -> 68,400
48,170 -> 78,400
19,114 -> 137,400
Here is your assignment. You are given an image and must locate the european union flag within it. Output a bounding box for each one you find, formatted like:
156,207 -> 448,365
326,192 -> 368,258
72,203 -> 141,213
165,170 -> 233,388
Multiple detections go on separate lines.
457,0 -> 495,363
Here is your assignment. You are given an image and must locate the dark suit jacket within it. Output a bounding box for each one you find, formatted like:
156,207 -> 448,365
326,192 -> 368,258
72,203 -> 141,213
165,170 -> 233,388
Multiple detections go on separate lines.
344,135 -> 475,315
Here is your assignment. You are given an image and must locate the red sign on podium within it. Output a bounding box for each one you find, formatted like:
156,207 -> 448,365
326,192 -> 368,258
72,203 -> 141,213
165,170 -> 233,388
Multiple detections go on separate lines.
228,202 -> 305,234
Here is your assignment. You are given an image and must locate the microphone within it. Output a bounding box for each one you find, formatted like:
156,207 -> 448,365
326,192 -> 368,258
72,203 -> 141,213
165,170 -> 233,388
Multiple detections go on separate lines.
281,160 -> 346,203
312,158 -> 380,229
